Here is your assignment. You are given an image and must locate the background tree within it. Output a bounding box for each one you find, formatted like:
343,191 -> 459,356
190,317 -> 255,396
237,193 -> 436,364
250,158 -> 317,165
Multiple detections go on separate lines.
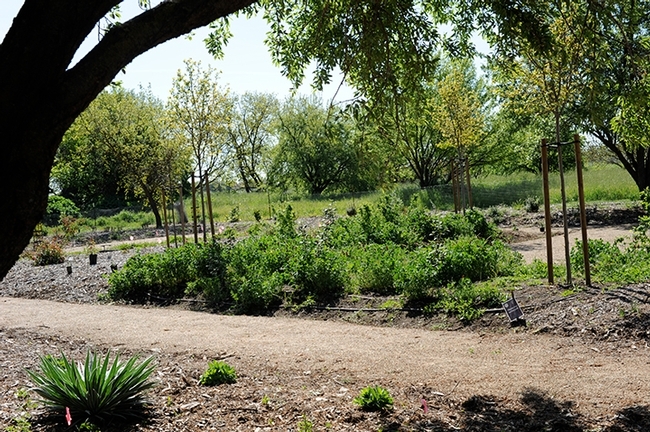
366,87 -> 451,189
0,0 -> 558,278
62,88 -> 190,227
52,113 -> 126,209
225,92 -> 278,192
270,97 -> 359,195
489,1 -> 586,147
577,0 -> 650,191
433,59 -> 490,202
168,59 -> 231,183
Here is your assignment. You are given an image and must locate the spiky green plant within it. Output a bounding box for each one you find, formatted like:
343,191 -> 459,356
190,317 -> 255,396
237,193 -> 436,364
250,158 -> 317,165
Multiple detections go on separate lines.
353,385 -> 394,411
26,351 -> 156,423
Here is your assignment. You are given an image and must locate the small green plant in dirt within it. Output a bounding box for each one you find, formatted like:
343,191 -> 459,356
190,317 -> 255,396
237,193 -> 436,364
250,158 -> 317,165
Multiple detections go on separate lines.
353,385 -> 394,411
380,298 -> 404,310
77,421 -> 101,431
297,414 -> 314,432
26,350 -> 156,424
6,414 -> 32,432
199,360 -> 237,386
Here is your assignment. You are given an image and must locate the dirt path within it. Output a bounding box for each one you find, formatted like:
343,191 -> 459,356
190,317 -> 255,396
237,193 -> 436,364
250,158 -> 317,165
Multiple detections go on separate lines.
2,296 -> 649,418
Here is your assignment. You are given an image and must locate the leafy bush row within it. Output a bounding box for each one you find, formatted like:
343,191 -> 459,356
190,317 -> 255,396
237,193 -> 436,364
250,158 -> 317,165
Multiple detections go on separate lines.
108,200 -> 521,318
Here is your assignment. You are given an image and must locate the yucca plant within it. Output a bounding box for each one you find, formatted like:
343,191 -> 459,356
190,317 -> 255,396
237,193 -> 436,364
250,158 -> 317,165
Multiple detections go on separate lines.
353,385 -> 394,411
26,351 -> 156,424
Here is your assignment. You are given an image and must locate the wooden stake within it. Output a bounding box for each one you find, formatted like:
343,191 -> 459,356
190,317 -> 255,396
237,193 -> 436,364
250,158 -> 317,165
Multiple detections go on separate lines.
161,189 -> 170,248
574,134 -> 591,286
557,144 -> 572,285
541,139 -> 554,284
205,171 -> 215,239
191,174 -> 198,244
179,185 -> 186,245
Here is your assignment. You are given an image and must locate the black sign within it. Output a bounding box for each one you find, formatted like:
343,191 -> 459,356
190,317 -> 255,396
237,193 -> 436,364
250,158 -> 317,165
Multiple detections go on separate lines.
502,297 -> 524,322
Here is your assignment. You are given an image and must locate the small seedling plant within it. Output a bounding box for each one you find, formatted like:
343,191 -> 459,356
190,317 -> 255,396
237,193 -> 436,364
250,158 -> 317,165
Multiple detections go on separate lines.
199,360 -> 237,386
353,385 -> 394,411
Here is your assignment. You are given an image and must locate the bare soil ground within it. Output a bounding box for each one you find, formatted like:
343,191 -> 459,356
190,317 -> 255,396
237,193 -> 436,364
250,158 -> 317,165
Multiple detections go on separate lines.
2,205 -> 650,431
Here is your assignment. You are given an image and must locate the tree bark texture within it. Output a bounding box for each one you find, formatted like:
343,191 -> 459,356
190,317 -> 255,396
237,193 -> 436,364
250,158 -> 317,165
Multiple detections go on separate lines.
0,0 -> 256,278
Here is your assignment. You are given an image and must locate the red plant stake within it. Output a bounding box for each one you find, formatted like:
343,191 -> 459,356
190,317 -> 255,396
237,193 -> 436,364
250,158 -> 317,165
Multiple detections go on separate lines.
65,407 -> 72,426
421,398 -> 429,414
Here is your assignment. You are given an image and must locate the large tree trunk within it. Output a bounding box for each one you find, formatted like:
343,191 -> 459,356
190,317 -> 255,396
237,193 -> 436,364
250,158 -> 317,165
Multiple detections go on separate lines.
0,0 -> 256,279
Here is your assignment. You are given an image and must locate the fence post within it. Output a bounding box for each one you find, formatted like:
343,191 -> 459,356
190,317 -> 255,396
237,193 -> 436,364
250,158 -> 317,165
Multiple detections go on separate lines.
541,139 -> 554,284
574,135 -> 591,286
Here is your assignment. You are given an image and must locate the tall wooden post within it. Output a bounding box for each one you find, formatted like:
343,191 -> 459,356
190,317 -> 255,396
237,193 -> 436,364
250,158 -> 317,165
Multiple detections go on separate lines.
574,135 -> 591,286
179,185 -> 186,245
205,171 -> 215,239
199,173 -> 207,243
557,143 -> 572,285
541,139 -> 554,284
191,174 -> 198,244
161,189 -> 170,248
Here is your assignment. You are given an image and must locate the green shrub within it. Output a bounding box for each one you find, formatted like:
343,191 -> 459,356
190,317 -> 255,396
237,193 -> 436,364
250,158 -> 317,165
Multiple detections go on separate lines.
229,205 -> 240,223
187,242 -> 230,305
227,235 -> 292,312
436,279 -> 506,321
570,238 -> 623,273
199,360 -> 237,386
31,238 -> 66,266
353,385 -> 394,411
395,247 -> 441,302
346,243 -> 406,295
438,213 -> 475,240
275,204 -> 297,238
115,210 -> 138,223
26,351 -> 155,423
108,244 -> 199,302
437,236 -> 518,284
287,240 -> 345,303
570,238 -> 650,284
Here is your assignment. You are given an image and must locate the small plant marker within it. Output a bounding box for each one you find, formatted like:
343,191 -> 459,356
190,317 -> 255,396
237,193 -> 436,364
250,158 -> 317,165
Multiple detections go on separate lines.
502,292 -> 524,325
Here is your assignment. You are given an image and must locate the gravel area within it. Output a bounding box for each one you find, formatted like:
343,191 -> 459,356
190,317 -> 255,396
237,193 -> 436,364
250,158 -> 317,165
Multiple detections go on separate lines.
1,247 -> 164,303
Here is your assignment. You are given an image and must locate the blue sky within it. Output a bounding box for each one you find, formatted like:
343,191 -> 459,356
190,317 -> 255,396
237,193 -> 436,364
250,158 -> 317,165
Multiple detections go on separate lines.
0,1 -> 355,102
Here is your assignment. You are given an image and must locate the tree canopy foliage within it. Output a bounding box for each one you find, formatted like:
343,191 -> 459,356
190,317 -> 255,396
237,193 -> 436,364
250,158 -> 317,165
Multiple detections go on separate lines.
55,88 -> 190,227
0,0 -> 603,278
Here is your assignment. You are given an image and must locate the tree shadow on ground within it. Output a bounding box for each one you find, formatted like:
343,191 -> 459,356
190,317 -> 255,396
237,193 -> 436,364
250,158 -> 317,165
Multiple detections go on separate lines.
604,405 -> 650,432
380,388 -> 645,432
